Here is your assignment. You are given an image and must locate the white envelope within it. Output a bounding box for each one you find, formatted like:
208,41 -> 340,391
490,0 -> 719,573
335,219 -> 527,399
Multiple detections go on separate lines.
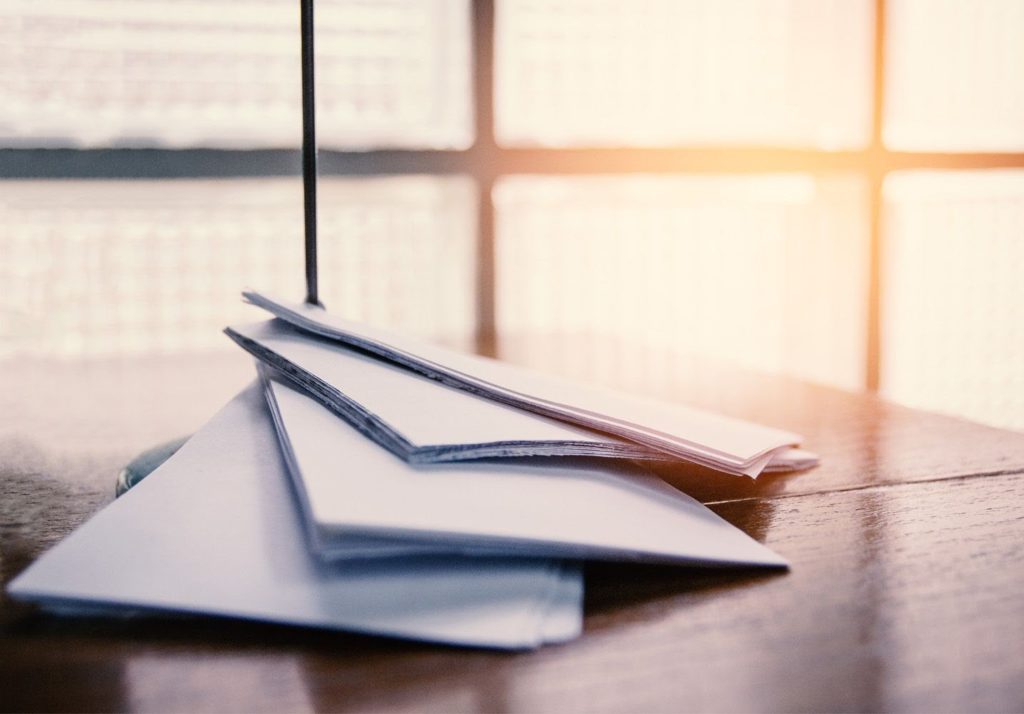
227,319 -> 818,475
6,386 -> 582,650
243,291 -> 809,476
263,371 -> 788,568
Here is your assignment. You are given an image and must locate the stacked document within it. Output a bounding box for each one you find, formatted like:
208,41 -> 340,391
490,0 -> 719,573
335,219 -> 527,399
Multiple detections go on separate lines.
239,292 -> 818,477
9,291 -> 816,650
9,388 -> 581,649
262,372 -> 788,566
228,320 -> 817,473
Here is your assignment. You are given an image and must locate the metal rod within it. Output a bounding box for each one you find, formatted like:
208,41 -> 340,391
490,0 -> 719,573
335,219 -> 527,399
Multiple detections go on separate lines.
300,0 -> 320,306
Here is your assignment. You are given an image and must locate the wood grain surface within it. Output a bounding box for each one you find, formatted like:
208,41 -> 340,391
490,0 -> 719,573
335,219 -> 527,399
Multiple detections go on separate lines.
2,341 -> 1024,713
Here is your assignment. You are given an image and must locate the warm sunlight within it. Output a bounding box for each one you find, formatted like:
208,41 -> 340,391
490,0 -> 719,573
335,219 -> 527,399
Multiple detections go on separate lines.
1,0 -> 1022,430
496,0 -> 873,149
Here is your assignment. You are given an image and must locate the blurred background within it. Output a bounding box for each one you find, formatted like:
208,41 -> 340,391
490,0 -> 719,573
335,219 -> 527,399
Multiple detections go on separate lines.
1,0 -> 1022,432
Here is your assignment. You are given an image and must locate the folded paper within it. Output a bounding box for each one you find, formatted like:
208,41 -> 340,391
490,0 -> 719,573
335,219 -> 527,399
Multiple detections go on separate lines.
7,386 -> 582,650
262,370 -> 788,568
243,291 -> 812,477
228,319 -> 817,474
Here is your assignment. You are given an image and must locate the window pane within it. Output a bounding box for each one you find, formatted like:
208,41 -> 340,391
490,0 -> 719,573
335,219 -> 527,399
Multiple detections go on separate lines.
0,0 -> 472,149
0,177 -> 476,358
885,0 -> 1024,151
882,170 -> 1024,431
496,0 -> 873,149
495,174 -> 869,390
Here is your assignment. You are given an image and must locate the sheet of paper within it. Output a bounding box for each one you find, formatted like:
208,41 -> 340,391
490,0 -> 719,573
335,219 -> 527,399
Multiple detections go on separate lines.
228,320 -> 818,475
243,291 -> 805,475
264,373 -> 788,568
229,320 -> 652,459
6,386 -> 582,650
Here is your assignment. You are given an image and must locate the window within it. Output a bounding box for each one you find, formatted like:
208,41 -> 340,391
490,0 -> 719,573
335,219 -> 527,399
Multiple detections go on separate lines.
1,0 -> 1022,430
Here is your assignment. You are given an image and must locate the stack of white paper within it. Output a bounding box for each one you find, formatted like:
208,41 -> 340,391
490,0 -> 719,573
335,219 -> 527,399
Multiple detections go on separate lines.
9,293 -> 808,650
242,291 -> 817,477
227,319 -> 818,474
262,373 -> 787,567
8,388 -> 582,649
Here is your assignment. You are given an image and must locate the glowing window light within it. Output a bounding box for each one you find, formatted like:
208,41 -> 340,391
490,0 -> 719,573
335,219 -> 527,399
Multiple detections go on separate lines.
881,170 -> 1024,431
884,0 -> 1024,152
495,0 -> 874,149
495,174 -> 869,391
0,0 -> 472,149
0,177 -> 476,358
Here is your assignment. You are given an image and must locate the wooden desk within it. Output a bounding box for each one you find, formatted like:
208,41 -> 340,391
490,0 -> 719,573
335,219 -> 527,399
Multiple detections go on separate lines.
3,339 -> 1024,712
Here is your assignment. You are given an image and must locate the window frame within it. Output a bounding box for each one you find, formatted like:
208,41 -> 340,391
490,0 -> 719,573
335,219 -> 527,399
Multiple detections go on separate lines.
2,0 -> 1022,389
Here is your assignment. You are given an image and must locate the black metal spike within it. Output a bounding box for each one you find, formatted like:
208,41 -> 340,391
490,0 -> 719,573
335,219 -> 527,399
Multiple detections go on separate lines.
300,0 -> 321,307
